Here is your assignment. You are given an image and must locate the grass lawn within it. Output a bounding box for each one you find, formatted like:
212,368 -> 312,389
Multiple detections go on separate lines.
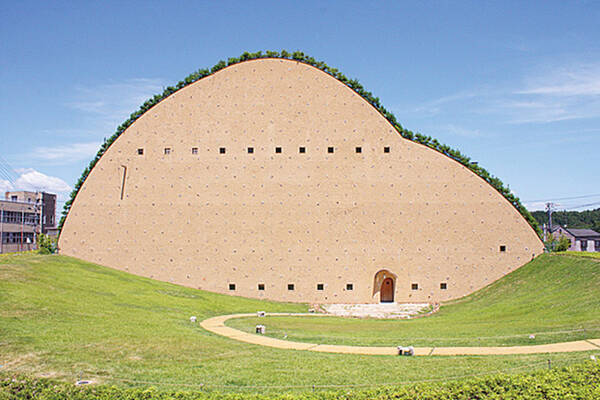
563,251 -> 600,260
228,254 -> 600,347
1,253 -> 598,393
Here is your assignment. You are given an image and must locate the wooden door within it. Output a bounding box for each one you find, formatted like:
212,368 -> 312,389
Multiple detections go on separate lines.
380,278 -> 394,302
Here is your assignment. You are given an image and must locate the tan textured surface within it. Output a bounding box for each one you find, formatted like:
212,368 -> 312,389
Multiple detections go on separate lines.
59,58 -> 543,303
201,313 -> 600,356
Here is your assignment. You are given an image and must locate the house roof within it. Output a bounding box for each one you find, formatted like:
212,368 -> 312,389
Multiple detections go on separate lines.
553,226 -> 600,238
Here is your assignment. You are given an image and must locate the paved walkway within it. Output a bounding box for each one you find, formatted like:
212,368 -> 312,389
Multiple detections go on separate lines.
322,303 -> 431,319
200,313 -> 600,356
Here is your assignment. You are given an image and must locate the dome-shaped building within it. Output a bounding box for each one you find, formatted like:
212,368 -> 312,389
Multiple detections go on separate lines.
59,56 -> 543,304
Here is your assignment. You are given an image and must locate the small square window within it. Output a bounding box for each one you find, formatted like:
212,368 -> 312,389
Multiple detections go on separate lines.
346,283 -> 353,290
327,146 -> 334,153
299,146 -> 306,153
317,283 -> 324,291
288,283 -> 295,291
164,148 -> 171,155
247,147 -> 254,154
137,148 -> 144,155
191,147 -> 198,155
258,283 -> 265,291
228,283 -> 236,291
500,245 -> 506,252
219,147 -> 226,154
440,283 -> 447,290
384,146 -> 390,153
411,283 -> 419,290
355,147 -> 362,153
275,147 -> 282,153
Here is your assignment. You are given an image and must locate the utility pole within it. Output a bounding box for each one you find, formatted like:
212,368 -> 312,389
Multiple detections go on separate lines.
0,208 -> 3,254
21,208 -> 24,252
545,202 -> 555,232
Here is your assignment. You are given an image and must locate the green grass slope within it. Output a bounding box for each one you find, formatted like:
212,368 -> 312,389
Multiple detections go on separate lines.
0,253 -> 598,392
229,254 -> 600,347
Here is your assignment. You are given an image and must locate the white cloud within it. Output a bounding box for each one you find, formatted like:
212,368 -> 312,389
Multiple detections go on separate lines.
400,62 -> 600,125
443,124 -> 482,138
13,169 -> 71,194
0,179 -> 13,193
68,78 -> 166,123
30,142 -> 102,165
517,64 -> 600,97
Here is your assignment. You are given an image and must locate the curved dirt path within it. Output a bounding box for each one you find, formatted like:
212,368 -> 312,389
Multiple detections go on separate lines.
200,313 -> 600,356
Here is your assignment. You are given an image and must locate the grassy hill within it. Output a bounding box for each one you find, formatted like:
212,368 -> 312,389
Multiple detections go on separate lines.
1,253 -> 598,392
228,254 -> 600,346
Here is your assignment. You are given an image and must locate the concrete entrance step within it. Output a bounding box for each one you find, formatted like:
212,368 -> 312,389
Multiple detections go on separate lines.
322,303 -> 432,319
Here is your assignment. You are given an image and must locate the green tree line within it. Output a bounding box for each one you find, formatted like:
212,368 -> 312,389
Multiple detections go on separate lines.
532,208 -> 600,234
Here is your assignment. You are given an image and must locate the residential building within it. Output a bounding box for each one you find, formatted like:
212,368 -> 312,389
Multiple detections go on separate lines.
552,225 -> 600,252
1,191 -> 57,253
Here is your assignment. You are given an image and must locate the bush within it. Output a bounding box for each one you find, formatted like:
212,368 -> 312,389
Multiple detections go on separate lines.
1,362 -> 599,399
37,233 -> 56,254
556,235 -> 571,252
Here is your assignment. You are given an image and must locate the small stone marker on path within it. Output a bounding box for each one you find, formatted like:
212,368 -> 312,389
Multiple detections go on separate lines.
257,311 -> 266,317
397,346 -> 414,356
190,316 -> 197,323
256,325 -> 266,334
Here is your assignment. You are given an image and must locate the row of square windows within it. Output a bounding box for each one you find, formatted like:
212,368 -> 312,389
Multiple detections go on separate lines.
138,146 -> 393,156
228,282 -> 449,291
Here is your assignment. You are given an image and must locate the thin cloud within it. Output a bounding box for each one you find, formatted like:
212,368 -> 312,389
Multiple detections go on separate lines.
516,64 -> 600,97
67,78 -> 166,123
443,124 -> 482,138
30,142 -> 102,165
401,62 -> 600,124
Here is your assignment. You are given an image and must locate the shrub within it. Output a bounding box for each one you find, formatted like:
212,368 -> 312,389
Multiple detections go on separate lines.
0,362 -> 599,399
37,233 -> 56,254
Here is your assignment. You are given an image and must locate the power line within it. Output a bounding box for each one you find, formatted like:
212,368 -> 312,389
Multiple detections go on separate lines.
524,193 -> 600,203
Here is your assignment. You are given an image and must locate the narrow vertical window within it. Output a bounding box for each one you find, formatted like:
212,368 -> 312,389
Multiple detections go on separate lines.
299,147 -> 306,154
440,283 -> 447,290
288,283 -> 295,291
384,146 -> 390,153
327,146 -> 334,153
164,148 -> 171,155
247,147 -> 254,154
346,283 -> 354,290
219,147 -> 226,154
317,283 -> 324,290
137,148 -> 144,155
411,283 -> 418,290
228,283 -> 236,291
258,283 -> 265,291
355,147 -> 362,153
191,147 -> 198,155
120,165 -> 127,200
275,147 -> 282,153
500,245 -> 506,252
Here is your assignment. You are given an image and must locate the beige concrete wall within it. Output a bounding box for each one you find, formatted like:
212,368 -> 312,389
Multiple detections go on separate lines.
59,58 -> 544,303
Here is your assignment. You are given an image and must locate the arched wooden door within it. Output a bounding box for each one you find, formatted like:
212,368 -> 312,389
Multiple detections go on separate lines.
380,277 -> 394,302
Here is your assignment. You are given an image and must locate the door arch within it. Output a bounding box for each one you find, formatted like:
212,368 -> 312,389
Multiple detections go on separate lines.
373,269 -> 397,303
380,277 -> 394,302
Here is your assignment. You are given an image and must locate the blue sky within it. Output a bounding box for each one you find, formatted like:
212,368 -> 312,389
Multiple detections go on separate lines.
1,1 -> 599,213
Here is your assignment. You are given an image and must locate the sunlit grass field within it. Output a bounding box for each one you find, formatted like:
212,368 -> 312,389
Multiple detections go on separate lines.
227,254 -> 600,347
1,253 -> 598,392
